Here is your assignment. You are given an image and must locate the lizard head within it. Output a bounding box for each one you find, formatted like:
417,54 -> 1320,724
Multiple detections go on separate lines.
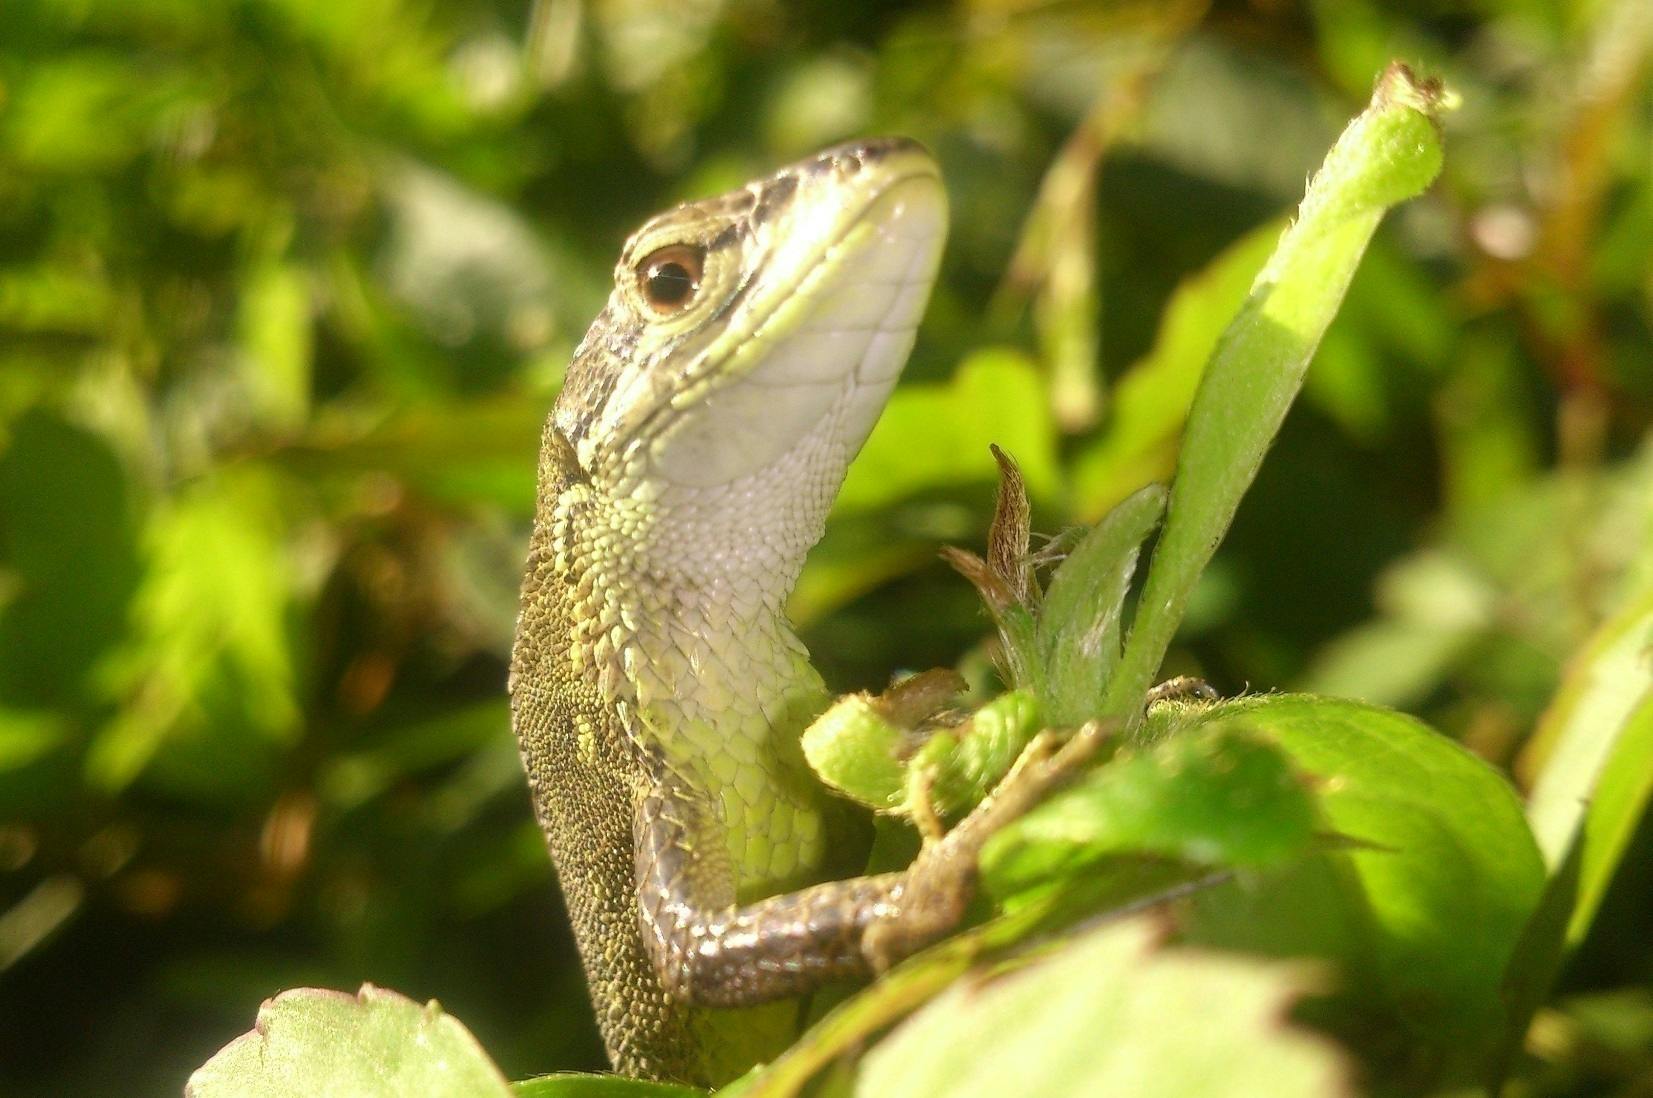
552,138 -> 947,504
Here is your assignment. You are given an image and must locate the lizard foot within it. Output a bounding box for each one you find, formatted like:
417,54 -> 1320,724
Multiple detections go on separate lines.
861,718 -> 1112,972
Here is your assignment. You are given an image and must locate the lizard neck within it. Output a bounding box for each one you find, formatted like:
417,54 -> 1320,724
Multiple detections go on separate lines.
527,390 -> 871,887
558,385 -> 864,715
524,430 -> 843,892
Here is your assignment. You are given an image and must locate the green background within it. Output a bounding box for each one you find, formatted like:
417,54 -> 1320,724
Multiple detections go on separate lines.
0,0 -> 1648,1093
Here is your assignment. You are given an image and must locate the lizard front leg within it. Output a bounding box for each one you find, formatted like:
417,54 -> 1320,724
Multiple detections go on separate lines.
633,719 -> 1110,1006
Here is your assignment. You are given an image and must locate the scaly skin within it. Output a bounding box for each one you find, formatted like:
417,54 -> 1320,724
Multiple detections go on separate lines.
510,138 -> 1101,1086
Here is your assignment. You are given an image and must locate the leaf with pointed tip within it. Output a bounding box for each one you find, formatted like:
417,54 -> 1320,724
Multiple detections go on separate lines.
980,716 -> 1316,900
1036,484 -> 1167,727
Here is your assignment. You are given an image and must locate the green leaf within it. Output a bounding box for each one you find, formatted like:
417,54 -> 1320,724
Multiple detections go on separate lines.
186,984 -> 513,1098
321,700 -> 513,810
911,689 -> 1043,820
800,693 -> 914,814
980,718 -> 1318,899
1174,695 -> 1544,1075
1491,592 -> 1653,1083
855,916 -> 1350,1098
1105,65 -> 1451,728
1563,696 -> 1653,948
514,1073 -> 705,1097
1036,484 -> 1167,726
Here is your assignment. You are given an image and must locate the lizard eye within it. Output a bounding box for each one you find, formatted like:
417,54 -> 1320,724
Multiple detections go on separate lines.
636,245 -> 705,314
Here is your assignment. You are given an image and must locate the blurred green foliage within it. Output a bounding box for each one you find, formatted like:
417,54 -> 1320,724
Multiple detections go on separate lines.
0,0 -> 1649,1095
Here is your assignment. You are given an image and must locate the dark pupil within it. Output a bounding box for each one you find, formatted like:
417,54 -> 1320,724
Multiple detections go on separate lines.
646,262 -> 695,305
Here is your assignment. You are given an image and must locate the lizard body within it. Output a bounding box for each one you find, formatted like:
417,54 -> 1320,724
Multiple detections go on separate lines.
511,138 -> 1094,1085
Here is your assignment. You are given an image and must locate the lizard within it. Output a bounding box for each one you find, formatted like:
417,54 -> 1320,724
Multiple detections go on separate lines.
509,137 -> 1104,1086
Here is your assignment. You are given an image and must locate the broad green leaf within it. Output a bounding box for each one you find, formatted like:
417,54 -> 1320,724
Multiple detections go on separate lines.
980,719 -> 1317,899
1037,484 -> 1166,726
186,984 -> 513,1098
514,1073 -> 704,1097
1174,696 -> 1544,1072
856,916 -> 1350,1098
1106,66 -> 1451,727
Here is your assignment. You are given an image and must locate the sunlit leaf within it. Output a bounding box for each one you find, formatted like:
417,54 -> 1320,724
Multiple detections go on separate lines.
1175,695 -> 1544,1078
238,254 -> 313,434
1106,66 -> 1451,725
1036,484 -> 1166,725
1522,589 -> 1653,876
515,1074 -> 704,1098
186,985 -> 513,1098
857,917 -> 1350,1098
981,718 -> 1317,899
